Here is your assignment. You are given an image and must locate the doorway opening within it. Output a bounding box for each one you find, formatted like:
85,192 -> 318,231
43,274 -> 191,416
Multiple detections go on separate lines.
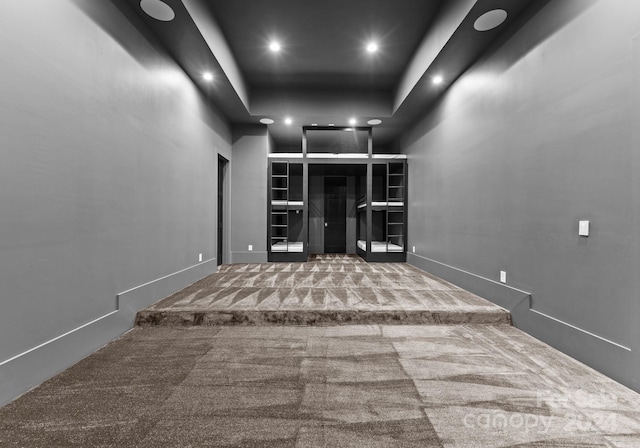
217,155 -> 228,266
308,164 -> 365,255
324,177 -> 347,253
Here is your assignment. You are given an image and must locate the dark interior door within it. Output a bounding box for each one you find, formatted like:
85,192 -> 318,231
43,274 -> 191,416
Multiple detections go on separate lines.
324,177 -> 346,253
217,156 -> 227,266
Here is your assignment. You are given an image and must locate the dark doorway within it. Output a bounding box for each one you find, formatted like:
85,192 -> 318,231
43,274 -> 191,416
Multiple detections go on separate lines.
324,177 -> 347,253
217,155 -> 228,266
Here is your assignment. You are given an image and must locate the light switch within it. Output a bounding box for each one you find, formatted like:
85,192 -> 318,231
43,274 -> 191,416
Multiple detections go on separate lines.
578,220 -> 590,237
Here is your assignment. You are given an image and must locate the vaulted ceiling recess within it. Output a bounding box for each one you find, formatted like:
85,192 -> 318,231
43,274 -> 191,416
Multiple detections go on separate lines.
134,0 -> 545,149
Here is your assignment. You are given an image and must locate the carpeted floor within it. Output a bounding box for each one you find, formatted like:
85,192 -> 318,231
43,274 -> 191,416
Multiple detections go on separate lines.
137,255 -> 510,326
1,325 -> 639,447
2,255 -> 640,447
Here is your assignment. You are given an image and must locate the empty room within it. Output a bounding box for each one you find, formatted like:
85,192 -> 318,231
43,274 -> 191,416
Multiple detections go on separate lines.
1,0 -> 639,446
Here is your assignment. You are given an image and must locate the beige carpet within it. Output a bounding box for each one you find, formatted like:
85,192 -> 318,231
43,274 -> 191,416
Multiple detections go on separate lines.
137,255 -> 510,326
3,255 -> 639,446
1,325 -> 639,447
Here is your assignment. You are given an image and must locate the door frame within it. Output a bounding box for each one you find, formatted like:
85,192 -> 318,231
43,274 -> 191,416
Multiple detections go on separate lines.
217,155 -> 229,266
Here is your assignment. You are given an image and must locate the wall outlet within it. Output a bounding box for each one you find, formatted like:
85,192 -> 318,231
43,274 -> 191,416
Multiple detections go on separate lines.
578,220 -> 590,237
248,245 -> 253,251
500,271 -> 507,283
198,253 -> 203,262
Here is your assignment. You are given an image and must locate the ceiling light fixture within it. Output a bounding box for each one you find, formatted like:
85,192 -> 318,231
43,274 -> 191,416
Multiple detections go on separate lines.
349,118 -> 357,126
269,41 -> 281,52
328,123 -> 335,127
284,117 -> 293,125
432,75 -> 444,85
367,119 -> 382,126
140,0 -> 175,21
366,41 -> 379,54
202,72 -> 214,82
260,118 -> 274,125
474,9 -> 508,32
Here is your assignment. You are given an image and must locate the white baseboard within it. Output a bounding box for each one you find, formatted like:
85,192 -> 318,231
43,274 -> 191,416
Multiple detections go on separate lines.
0,258 -> 217,406
407,252 -> 637,392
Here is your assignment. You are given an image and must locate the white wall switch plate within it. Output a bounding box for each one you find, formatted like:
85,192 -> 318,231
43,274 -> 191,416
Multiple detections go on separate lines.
578,220 -> 590,237
248,245 -> 253,251
198,253 -> 203,262
500,271 -> 507,283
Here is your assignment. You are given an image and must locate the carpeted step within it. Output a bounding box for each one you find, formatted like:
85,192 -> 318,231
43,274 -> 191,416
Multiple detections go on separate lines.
136,308 -> 510,326
135,258 -> 512,327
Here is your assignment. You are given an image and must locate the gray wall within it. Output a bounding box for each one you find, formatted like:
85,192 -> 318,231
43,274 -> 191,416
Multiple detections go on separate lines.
346,176 -> 357,253
309,175 -> 325,253
402,0 -> 640,391
0,1 -> 231,405
230,125 -> 269,263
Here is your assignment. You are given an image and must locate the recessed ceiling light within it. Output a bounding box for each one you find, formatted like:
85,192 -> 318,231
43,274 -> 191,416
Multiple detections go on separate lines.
367,119 -> 382,126
349,118 -> 357,126
328,123 -> 335,127
366,41 -> 379,53
311,123 -> 318,126
260,118 -> 274,125
284,117 -> 293,125
269,41 -> 281,52
432,75 -> 444,85
474,9 -> 508,32
202,72 -> 214,82
140,0 -> 175,21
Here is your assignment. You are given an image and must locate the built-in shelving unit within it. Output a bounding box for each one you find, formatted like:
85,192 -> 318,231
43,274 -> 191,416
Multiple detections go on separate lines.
267,126 -> 406,262
268,161 -> 308,261
356,160 -> 407,262
387,161 -> 406,254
